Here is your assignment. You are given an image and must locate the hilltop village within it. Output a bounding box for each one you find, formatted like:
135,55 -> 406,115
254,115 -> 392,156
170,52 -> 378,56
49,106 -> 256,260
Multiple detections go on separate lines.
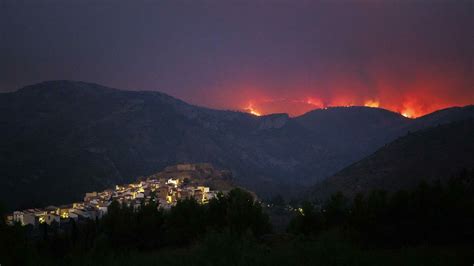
7,163 -> 234,227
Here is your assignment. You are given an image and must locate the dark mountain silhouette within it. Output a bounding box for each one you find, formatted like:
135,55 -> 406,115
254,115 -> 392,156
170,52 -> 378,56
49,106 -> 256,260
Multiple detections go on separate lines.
0,81 -> 472,209
311,119 -> 474,199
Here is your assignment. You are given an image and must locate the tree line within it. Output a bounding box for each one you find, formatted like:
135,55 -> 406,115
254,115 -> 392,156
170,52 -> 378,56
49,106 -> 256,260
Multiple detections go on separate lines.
288,170 -> 474,247
0,188 -> 271,265
0,171 -> 473,265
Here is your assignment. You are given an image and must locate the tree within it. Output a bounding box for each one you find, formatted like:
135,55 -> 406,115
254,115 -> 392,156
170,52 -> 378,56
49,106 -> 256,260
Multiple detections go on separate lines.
287,201 -> 324,236
207,192 -> 228,230
164,198 -> 206,246
324,192 -> 349,227
0,201 -> 5,228
135,201 -> 164,249
225,188 -> 271,237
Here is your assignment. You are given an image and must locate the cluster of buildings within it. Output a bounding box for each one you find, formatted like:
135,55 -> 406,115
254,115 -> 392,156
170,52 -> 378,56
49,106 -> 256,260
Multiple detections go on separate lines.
7,176 -> 219,227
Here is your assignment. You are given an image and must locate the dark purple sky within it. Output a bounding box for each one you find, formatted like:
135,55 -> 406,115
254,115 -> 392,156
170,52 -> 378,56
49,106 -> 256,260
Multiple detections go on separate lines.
1,0 -> 472,116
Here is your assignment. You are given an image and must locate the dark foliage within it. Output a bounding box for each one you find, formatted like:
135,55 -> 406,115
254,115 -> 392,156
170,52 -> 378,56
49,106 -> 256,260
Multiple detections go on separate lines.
0,188 -> 271,265
290,172 -> 474,248
1,179 -> 473,265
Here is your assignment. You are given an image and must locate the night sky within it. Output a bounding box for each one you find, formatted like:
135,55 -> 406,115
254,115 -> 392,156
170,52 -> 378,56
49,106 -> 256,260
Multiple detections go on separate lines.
1,0 -> 472,117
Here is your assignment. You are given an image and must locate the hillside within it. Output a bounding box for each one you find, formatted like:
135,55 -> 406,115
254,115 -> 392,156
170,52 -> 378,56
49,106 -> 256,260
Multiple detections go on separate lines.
311,119 -> 474,199
0,81 -> 473,209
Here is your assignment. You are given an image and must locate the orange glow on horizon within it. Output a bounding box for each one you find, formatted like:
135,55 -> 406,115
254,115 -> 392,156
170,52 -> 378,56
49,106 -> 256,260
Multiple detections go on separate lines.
245,103 -> 261,116
364,99 -> 380,108
306,97 -> 324,108
241,95 -> 468,118
250,109 -> 261,116
401,111 -> 414,118
228,68 -> 472,119
399,105 -> 422,119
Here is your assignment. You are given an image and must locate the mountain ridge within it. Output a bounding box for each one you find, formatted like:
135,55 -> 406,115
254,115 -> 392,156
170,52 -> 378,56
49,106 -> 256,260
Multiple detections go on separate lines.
311,119 -> 474,199
1,80 -> 473,209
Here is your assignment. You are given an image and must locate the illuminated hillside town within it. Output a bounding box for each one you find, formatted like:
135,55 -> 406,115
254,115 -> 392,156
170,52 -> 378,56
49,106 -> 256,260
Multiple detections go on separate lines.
6,164 -> 228,227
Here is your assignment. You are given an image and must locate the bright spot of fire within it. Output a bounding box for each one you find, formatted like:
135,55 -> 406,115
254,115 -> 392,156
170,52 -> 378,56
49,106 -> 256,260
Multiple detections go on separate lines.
241,91 -> 465,118
250,109 -> 261,116
401,109 -> 415,118
364,100 -> 380,108
245,103 -> 261,116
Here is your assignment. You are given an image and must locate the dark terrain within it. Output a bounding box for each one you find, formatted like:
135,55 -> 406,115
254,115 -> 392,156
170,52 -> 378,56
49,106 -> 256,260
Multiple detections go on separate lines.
1,80 -> 473,209
312,119 -> 474,199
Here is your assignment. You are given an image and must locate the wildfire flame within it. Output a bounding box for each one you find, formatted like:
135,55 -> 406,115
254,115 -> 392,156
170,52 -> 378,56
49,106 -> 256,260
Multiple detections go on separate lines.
401,109 -> 415,118
240,90 -> 466,118
364,99 -> 380,108
245,103 -> 261,116
250,109 -> 261,116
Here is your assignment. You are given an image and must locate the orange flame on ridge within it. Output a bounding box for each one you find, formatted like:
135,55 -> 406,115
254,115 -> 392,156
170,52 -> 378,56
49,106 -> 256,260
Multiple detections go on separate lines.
245,103 -> 261,116
364,99 -> 380,108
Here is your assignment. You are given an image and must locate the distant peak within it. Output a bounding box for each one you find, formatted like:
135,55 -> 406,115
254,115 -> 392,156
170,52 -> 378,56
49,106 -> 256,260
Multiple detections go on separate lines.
17,80 -> 117,93
297,105 -> 404,117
